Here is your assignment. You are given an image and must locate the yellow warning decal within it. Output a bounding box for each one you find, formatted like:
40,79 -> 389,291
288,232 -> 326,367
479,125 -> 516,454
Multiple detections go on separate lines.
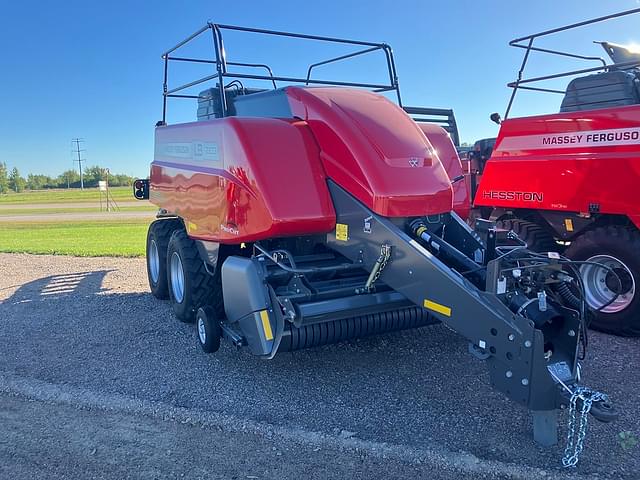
564,218 -> 574,232
424,299 -> 452,317
336,223 -> 349,241
260,310 -> 274,341
187,221 -> 197,233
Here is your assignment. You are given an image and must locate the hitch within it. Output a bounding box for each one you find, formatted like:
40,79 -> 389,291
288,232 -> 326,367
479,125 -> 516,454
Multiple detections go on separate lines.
558,384 -> 618,423
589,396 -> 618,423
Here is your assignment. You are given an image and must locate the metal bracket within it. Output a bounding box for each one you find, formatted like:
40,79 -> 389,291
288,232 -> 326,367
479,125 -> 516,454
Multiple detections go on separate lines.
533,410 -> 558,446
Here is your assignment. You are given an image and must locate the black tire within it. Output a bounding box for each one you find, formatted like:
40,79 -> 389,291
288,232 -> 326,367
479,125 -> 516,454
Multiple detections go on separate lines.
497,218 -> 558,252
565,226 -> 640,337
196,306 -> 222,353
166,229 -> 216,323
146,219 -> 181,299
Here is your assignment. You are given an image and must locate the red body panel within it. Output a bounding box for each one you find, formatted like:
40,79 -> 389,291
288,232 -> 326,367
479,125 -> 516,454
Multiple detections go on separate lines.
151,117 -> 335,242
475,105 -> 640,229
151,86 -> 456,243
286,87 -> 453,217
416,122 -> 470,219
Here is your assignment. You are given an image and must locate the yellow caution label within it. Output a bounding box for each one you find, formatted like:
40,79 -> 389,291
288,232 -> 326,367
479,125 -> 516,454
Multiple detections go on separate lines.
260,310 -> 274,341
564,218 -> 574,232
424,299 -> 452,317
335,223 -> 349,242
187,221 -> 197,233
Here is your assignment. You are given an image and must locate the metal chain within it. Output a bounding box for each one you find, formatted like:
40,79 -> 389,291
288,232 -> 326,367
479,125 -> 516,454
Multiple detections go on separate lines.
370,244 -> 391,285
562,386 -> 609,468
363,244 -> 392,293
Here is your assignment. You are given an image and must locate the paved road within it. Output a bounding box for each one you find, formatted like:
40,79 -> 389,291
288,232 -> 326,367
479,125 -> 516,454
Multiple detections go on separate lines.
0,200 -> 155,222
0,253 -> 638,479
0,201 -> 150,210
0,211 -> 155,222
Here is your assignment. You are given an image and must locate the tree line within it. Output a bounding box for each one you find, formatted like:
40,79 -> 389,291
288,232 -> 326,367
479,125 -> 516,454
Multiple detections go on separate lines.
0,163 -> 136,193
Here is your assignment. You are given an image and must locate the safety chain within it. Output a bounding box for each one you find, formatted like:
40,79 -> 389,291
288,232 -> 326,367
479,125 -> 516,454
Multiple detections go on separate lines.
371,244 -> 391,285
363,244 -> 392,292
562,386 -> 610,468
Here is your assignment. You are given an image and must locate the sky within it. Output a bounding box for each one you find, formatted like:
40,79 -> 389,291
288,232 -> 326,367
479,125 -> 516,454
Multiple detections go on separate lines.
1,0 -> 639,178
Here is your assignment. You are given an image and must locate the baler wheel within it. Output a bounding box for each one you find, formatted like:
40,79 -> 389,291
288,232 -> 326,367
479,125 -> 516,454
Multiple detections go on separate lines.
497,218 -> 558,253
146,218 -> 182,299
167,229 -> 217,323
196,306 -> 222,353
565,226 -> 640,336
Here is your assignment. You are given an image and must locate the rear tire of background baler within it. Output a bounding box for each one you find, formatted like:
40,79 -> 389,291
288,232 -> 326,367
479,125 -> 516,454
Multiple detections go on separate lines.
146,218 -> 181,299
167,229 -> 216,323
496,218 -> 558,253
565,226 -> 640,337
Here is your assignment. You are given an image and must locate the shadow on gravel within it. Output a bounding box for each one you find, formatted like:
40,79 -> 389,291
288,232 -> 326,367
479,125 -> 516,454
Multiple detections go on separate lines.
2,271 -> 113,305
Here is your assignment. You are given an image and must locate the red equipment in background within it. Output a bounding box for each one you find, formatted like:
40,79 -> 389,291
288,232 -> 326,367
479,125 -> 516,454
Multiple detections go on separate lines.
472,8 -> 640,336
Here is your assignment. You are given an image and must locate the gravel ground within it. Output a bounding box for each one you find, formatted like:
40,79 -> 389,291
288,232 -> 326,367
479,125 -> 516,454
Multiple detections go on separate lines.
0,253 -> 638,479
1,393 -> 461,480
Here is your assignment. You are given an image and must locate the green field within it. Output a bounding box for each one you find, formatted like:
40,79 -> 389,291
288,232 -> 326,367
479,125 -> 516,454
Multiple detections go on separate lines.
0,186 -> 134,204
0,187 -> 155,257
0,220 -> 150,257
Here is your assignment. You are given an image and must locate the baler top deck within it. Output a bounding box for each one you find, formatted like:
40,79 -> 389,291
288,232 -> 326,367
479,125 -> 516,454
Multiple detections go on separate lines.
137,22 -> 619,465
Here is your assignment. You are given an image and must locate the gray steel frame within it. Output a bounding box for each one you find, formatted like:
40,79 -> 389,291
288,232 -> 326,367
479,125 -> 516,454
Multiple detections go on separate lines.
324,181 -> 580,412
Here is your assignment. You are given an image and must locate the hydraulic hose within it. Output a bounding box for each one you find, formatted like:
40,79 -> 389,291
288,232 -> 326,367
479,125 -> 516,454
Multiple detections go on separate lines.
410,219 -> 486,286
555,282 -> 582,309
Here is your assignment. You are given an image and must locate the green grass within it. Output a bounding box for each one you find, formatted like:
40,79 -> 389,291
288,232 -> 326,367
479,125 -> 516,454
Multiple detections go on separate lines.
0,187 -> 134,204
0,220 -> 150,257
0,205 -> 156,215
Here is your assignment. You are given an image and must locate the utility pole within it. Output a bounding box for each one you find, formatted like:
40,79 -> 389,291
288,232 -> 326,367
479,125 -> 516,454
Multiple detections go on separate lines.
72,138 -> 85,190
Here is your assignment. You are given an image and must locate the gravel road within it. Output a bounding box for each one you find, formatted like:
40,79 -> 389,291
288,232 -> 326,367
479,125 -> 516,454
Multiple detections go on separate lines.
0,253 -> 638,479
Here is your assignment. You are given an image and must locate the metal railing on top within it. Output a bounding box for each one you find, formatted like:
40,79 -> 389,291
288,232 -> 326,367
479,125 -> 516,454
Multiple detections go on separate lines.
504,7 -> 640,118
159,23 -> 402,123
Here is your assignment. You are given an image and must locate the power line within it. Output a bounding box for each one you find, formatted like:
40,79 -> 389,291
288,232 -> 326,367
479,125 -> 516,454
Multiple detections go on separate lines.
71,138 -> 86,190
